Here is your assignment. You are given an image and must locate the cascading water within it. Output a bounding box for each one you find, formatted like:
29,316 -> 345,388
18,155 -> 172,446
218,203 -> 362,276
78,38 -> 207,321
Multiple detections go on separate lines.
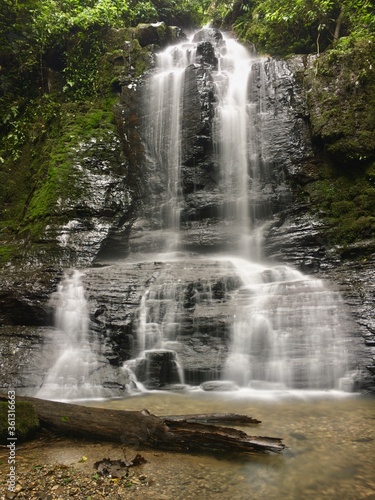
135,28 -> 352,393
213,39 -> 256,256
37,28 -> 354,400
128,280 -> 186,390
142,42 -> 197,250
35,270 -> 122,401
222,258 -> 350,390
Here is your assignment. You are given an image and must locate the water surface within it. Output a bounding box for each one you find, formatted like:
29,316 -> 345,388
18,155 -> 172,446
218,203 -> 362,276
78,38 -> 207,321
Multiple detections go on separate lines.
85,391 -> 375,499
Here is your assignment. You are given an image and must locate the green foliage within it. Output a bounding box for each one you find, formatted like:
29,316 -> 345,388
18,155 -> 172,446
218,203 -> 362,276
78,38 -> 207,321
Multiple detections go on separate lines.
229,0 -> 375,56
0,95 -> 59,160
150,0 -> 209,27
62,29 -> 105,100
307,163 -> 375,244
306,36 -> 375,164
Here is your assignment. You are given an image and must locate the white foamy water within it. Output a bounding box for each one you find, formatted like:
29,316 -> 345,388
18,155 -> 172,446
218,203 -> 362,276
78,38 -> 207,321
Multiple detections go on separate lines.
36,270 -> 105,401
142,42 -> 198,250
133,29 -> 354,394
223,257 -> 351,390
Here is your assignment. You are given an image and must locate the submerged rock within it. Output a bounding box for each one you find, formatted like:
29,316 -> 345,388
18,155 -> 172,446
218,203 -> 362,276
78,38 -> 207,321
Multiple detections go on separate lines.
200,380 -> 239,392
133,350 -> 181,389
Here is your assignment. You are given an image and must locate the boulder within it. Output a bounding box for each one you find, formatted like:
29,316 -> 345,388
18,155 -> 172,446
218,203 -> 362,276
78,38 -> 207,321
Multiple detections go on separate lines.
135,22 -> 168,48
192,28 -> 224,47
133,350 -> 182,389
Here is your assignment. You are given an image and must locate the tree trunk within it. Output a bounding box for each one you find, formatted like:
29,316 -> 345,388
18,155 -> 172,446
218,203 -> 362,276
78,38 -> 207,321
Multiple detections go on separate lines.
8,395 -> 285,454
334,8 -> 345,41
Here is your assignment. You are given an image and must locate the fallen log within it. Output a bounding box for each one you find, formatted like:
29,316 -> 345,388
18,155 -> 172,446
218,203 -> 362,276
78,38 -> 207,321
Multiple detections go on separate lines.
161,413 -> 261,425
6,395 -> 285,454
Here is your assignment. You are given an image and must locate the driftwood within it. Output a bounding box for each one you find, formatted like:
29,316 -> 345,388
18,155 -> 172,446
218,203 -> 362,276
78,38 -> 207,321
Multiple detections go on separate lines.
6,395 -> 285,454
160,413 -> 261,425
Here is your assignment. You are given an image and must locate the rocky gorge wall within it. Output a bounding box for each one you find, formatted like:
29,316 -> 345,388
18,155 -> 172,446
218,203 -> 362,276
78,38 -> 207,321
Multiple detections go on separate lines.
0,25 -> 374,395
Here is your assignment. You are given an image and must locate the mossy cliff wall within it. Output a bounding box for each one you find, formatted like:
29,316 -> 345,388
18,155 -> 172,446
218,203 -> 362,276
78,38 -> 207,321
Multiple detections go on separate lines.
300,37 -> 375,251
0,23 -> 182,269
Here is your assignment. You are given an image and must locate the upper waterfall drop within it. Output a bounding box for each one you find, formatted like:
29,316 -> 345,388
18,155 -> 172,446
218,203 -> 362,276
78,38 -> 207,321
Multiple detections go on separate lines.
140,28 -> 291,260
213,38 -> 255,256
142,41 -> 197,251
141,29 -> 264,257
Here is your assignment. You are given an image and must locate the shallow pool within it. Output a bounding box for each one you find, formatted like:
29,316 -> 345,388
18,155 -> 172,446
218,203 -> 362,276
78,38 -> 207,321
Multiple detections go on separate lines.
83,390 -> 375,499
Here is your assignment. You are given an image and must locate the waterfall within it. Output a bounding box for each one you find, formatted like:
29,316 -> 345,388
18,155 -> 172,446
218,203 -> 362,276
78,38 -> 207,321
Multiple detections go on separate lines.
213,39 -> 255,256
135,27 -> 353,393
130,276 -> 187,389
38,28 -> 353,400
142,42 -> 197,250
222,258 -> 350,390
36,271 -> 109,400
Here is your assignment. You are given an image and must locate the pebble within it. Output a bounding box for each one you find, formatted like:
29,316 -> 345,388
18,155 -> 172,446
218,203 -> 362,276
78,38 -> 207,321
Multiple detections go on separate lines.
0,464 -> 148,499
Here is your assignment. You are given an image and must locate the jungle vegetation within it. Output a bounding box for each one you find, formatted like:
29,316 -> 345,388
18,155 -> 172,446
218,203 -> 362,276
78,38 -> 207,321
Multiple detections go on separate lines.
0,0 -> 374,259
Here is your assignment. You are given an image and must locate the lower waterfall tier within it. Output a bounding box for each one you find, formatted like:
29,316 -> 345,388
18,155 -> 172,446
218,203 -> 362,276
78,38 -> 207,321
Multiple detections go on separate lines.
31,254 -> 358,399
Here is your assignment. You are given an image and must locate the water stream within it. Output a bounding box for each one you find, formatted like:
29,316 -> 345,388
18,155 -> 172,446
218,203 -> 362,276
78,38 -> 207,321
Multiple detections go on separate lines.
131,29 -> 352,393
81,393 -> 375,499
36,270 -> 105,400
24,25 -> 373,500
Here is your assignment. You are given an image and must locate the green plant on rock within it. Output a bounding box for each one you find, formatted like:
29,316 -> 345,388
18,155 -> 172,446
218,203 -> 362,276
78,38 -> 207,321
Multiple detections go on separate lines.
306,36 -> 375,164
63,28 -> 105,100
308,164 -> 375,244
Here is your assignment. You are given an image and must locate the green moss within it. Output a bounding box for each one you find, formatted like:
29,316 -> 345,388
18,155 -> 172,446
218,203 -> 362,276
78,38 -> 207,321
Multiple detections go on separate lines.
0,401 -> 40,444
130,38 -> 152,77
307,162 -> 375,244
306,37 -> 375,165
22,100 -> 117,229
0,96 -> 119,258
0,245 -> 19,265
0,21 -> 141,267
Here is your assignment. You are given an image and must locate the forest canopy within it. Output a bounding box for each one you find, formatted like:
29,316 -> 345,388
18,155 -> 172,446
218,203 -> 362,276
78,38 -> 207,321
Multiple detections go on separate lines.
0,0 -> 373,159
227,0 -> 375,56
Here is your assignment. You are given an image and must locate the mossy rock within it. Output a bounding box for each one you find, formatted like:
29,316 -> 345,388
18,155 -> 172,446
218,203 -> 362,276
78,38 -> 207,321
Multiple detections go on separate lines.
305,37 -> 375,165
306,161 -> 375,245
103,27 -> 134,52
0,401 -> 40,444
135,22 -> 168,48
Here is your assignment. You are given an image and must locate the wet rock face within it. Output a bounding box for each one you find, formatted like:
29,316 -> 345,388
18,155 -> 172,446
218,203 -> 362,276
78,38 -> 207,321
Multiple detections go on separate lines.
136,22 -> 186,48
83,259 -> 241,380
45,134 -> 133,267
133,350 -> 181,389
0,326 -> 57,395
196,42 -> 218,68
0,269 -> 61,327
180,63 -> 217,197
192,28 -> 224,47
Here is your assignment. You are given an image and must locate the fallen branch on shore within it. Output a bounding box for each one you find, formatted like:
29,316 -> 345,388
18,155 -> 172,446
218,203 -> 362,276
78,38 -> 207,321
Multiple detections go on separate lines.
4,395 -> 285,454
